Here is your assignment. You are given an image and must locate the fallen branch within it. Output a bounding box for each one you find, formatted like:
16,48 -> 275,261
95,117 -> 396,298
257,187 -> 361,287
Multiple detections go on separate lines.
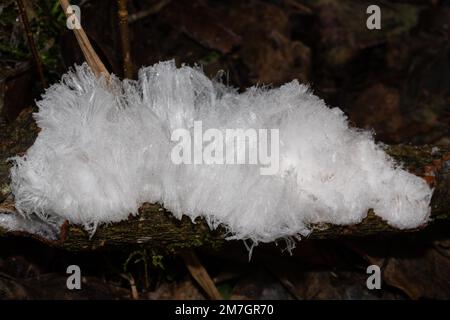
0,109 -> 449,252
1,1 -> 449,252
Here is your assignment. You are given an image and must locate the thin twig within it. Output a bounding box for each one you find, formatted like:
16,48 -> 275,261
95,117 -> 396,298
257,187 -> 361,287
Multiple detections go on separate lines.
283,0 -> 313,15
120,273 -> 139,300
16,0 -> 47,89
58,0 -> 109,79
127,0 -> 171,24
117,0 -> 133,79
180,250 -> 223,300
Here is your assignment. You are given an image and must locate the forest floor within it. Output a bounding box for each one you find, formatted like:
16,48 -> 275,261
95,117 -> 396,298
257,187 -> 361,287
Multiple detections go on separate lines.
0,0 -> 449,299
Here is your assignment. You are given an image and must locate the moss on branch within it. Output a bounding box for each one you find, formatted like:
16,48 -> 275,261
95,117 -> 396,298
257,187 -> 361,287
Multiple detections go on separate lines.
0,108 -> 449,252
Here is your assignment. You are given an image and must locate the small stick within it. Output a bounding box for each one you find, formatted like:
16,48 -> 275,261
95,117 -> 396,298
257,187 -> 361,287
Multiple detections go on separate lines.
120,273 -> 139,300
118,0 -> 133,79
16,0 -> 47,89
58,0 -> 109,79
127,0 -> 171,24
180,250 -> 223,300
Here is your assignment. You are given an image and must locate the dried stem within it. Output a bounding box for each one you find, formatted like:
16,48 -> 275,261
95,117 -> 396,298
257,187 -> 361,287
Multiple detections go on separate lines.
128,0 -> 171,24
58,0 -> 109,79
179,250 -> 223,300
118,0 -> 133,79
16,0 -> 47,89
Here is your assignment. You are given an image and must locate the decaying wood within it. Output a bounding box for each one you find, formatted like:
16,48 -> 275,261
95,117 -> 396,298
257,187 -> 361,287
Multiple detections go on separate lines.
0,1 -> 448,253
0,107 -> 449,252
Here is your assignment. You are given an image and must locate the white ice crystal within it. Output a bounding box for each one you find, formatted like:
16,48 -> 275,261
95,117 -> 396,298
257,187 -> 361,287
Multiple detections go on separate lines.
8,61 -> 432,245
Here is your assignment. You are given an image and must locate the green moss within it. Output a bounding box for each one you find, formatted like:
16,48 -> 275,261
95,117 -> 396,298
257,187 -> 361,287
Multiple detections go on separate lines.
0,0 -> 66,83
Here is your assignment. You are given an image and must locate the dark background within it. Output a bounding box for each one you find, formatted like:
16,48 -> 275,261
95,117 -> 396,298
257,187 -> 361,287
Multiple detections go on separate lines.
0,0 -> 449,299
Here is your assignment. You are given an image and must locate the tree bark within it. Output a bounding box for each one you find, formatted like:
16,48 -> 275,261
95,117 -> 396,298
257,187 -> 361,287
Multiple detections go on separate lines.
1,108 -> 449,252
